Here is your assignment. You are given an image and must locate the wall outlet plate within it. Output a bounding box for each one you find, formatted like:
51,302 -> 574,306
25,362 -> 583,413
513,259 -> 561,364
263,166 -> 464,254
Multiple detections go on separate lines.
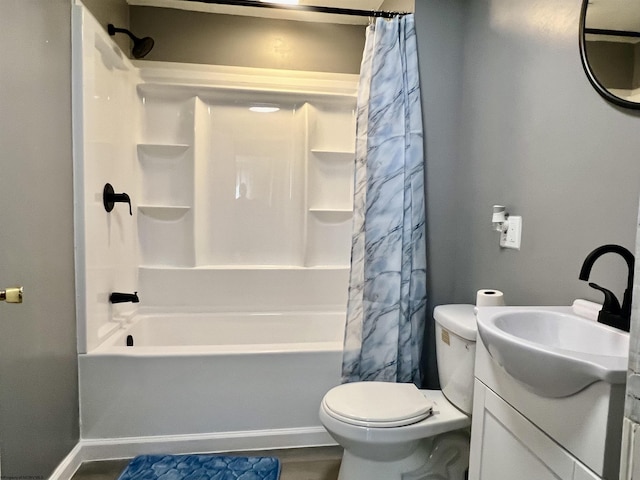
500,215 -> 522,250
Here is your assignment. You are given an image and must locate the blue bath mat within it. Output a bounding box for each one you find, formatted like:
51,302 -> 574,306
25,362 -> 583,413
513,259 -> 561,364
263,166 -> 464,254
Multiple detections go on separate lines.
117,454 -> 281,480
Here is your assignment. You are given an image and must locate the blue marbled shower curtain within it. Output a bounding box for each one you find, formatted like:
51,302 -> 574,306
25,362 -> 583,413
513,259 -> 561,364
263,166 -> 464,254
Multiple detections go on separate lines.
342,15 -> 426,385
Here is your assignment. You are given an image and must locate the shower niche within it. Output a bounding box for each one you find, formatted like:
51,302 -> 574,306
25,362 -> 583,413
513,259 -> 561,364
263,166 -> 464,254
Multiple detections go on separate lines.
135,69 -> 357,270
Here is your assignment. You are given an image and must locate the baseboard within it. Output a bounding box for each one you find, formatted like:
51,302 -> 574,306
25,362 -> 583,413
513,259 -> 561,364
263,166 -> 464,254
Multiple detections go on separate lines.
48,443 -> 84,480
49,426 -> 336,480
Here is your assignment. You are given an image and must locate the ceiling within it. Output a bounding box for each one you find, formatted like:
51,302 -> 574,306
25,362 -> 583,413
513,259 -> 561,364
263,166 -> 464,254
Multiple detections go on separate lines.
126,0 -> 413,25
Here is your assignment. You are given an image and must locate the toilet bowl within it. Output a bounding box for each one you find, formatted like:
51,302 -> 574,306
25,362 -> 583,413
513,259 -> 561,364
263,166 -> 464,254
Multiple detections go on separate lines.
319,304 -> 477,480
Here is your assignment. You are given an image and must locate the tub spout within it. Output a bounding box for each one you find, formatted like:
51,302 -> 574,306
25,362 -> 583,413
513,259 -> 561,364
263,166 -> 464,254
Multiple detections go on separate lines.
110,292 -> 139,304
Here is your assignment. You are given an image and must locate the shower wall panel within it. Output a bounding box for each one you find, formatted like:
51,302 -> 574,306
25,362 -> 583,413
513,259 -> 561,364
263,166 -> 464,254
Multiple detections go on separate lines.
74,8 -> 140,352
132,65 -> 358,310
76,32 -> 359,349
195,100 -> 306,266
135,64 -> 358,273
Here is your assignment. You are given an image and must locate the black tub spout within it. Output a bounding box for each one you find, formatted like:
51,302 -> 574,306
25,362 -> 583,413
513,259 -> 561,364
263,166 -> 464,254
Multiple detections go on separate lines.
110,292 -> 139,304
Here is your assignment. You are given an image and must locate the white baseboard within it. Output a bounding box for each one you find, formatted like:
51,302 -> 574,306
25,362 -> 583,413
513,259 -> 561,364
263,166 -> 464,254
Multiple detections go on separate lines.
49,427 -> 336,480
48,444 -> 84,480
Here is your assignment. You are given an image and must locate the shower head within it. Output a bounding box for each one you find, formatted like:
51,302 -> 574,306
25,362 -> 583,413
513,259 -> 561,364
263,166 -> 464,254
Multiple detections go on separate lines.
107,24 -> 154,59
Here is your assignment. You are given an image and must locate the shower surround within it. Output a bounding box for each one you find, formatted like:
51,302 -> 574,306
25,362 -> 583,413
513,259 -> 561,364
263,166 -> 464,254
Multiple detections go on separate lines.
73,3 -> 357,455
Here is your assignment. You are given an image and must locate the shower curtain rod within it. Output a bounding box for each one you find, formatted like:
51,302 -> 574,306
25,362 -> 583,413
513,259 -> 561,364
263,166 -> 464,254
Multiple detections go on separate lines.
584,27 -> 640,38
179,0 -> 407,18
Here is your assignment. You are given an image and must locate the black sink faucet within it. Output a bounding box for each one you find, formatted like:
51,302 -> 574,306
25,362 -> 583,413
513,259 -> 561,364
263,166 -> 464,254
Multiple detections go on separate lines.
579,244 -> 634,331
110,292 -> 140,304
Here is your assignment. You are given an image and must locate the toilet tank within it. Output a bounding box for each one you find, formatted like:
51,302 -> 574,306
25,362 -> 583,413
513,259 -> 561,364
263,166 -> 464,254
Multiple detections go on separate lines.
434,304 -> 477,415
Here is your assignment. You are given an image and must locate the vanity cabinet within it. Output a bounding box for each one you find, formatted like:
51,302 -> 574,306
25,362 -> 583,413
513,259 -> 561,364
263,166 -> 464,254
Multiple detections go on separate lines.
469,316 -> 624,480
469,380 -> 601,480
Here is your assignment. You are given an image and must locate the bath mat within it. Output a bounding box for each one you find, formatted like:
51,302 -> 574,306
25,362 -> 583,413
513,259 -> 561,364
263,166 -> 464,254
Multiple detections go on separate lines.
117,454 -> 281,480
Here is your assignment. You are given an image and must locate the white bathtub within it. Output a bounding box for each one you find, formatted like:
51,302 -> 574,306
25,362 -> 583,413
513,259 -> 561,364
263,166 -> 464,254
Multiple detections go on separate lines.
94,311 -> 344,353
79,311 -> 345,450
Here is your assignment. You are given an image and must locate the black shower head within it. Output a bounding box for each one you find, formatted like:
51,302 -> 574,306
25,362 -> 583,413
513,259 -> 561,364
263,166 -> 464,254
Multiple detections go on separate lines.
131,36 -> 155,59
107,24 -> 154,59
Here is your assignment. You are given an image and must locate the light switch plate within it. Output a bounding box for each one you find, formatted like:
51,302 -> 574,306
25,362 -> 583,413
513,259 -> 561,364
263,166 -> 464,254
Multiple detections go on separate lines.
500,215 -> 522,249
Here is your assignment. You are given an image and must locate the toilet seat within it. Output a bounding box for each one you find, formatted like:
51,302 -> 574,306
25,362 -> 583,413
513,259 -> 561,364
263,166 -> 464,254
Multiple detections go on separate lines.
322,382 -> 433,428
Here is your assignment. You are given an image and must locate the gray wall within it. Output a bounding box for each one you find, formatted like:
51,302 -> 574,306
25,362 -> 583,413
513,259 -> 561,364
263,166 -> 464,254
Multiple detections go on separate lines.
130,7 -> 366,73
82,0 -> 130,53
380,0 -> 415,12
454,0 -> 640,306
416,0 -> 640,386
415,2 -> 467,387
415,0 -> 640,329
82,0 -> 128,27
0,0 -> 79,477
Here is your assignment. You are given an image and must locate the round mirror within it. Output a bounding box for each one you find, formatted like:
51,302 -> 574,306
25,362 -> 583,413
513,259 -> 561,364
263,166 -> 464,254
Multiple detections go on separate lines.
580,0 -> 640,109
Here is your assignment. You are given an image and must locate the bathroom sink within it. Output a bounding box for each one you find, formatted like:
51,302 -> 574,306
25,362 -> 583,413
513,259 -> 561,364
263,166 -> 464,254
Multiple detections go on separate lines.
475,306 -> 629,398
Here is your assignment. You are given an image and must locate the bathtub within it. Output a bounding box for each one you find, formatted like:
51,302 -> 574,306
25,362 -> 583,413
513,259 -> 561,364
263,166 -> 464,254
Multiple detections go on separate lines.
79,311 -> 345,450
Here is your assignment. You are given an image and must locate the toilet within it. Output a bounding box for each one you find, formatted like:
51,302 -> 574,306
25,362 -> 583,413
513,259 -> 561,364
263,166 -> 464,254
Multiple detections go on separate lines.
319,304 -> 477,480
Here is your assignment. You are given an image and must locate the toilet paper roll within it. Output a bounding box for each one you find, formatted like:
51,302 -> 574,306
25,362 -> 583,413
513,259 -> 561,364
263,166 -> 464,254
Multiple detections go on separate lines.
476,289 -> 506,307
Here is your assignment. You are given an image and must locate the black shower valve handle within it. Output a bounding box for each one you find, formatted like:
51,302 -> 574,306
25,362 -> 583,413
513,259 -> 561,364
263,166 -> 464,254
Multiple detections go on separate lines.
103,183 -> 132,216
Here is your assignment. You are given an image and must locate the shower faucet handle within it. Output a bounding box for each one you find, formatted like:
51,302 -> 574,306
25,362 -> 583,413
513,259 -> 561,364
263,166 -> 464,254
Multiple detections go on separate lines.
103,183 -> 132,216
0,287 -> 23,304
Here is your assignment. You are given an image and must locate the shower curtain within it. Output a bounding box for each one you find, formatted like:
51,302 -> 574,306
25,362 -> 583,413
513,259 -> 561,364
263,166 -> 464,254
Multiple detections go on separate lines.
342,14 -> 426,385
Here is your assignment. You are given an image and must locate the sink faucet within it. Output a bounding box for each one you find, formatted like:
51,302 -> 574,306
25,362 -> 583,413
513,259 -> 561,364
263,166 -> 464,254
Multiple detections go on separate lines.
579,244 -> 634,331
110,292 -> 140,304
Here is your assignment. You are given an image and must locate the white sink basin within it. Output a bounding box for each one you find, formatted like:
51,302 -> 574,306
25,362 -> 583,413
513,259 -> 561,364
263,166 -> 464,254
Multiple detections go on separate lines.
476,306 -> 629,398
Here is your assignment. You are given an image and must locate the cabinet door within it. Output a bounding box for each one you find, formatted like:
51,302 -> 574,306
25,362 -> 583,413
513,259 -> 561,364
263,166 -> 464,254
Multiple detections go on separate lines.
469,380 -> 576,480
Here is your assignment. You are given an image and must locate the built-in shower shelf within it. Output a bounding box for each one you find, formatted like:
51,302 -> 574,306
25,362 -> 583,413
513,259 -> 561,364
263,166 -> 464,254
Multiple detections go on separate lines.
308,208 -> 353,223
310,149 -> 355,161
137,143 -> 191,156
138,205 -> 191,220
137,83 -> 356,104
139,265 -> 350,272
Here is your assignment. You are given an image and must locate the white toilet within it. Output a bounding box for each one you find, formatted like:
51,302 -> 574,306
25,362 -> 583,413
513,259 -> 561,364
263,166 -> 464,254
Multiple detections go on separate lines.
319,304 -> 477,480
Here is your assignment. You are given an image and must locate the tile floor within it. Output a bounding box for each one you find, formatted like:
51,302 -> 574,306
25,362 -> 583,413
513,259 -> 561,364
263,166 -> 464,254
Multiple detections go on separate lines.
70,446 -> 342,480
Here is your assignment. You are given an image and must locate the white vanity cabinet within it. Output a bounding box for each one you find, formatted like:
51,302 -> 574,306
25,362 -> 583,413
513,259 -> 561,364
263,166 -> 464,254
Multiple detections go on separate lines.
469,380 -> 601,480
468,330 -> 624,480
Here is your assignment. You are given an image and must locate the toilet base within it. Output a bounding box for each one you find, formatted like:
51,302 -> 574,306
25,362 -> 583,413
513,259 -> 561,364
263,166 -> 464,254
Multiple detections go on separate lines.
336,431 -> 470,480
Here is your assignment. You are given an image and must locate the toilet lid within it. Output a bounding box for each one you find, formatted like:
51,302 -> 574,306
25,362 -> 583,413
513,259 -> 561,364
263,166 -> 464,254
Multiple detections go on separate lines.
322,382 -> 433,428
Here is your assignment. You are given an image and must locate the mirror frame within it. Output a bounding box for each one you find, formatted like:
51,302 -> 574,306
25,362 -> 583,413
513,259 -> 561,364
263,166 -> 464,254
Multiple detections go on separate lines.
579,0 -> 640,110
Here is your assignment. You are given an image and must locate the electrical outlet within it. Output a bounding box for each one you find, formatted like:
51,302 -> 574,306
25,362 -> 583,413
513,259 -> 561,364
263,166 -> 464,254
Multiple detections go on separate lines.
500,215 -> 522,250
